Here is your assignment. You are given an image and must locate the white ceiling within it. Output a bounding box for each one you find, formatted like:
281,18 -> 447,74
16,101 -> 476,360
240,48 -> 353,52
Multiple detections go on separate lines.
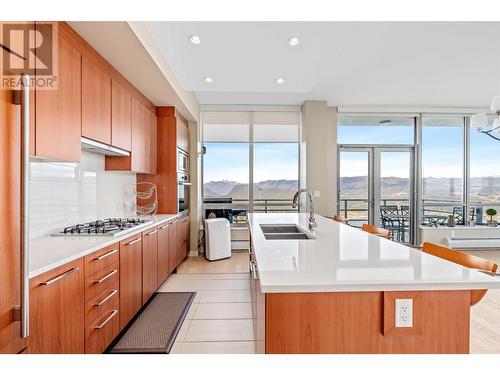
142,21 -> 500,107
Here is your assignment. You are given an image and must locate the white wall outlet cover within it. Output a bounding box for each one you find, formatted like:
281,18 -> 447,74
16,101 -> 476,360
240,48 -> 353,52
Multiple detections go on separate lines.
313,190 -> 320,197
395,298 -> 413,328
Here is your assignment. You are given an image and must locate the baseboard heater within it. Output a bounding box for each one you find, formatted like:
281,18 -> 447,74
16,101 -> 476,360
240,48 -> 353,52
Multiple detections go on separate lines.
447,237 -> 500,249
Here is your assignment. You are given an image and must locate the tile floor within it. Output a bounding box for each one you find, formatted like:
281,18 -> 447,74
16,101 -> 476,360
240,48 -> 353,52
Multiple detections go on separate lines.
158,272 -> 255,354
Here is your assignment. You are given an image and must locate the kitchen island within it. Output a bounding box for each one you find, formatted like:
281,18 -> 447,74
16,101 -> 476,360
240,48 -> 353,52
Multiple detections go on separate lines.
248,213 -> 500,354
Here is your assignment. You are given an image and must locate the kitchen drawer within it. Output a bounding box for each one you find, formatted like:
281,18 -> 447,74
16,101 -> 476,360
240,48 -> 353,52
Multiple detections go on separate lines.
85,261 -> 119,302
85,304 -> 120,354
85,282 -> 119,325
85,244 -> 119,278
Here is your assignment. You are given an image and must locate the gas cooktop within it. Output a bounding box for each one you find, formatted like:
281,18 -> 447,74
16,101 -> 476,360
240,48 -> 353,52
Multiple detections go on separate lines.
52,217 -> 153,237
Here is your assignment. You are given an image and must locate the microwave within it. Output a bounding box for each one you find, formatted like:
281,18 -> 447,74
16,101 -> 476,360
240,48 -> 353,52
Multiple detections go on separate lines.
177,148 -> 189,173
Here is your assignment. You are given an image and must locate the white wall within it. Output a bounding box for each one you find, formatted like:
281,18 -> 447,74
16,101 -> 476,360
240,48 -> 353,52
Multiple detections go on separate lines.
301,101 -> 338,216
29,151 -> 136,239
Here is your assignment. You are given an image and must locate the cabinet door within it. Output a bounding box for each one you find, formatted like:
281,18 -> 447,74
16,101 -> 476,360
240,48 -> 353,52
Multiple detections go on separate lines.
157,222 -> 170,287
119,234 -> 142,329
142,228 -> 158,304
176,115 -> 189,153
178,215 -> 190,264
131,97 -> 147,173
0,85 -> 27,354
168,220 -> 179,273
29,259 -> 84,354
82,56 -> 112,144
147,109 -> 157,174
111,80 -> 132,151
35,27 -> 81,162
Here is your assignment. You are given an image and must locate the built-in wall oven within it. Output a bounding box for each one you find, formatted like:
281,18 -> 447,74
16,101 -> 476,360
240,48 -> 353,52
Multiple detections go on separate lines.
177,171 -> 191,215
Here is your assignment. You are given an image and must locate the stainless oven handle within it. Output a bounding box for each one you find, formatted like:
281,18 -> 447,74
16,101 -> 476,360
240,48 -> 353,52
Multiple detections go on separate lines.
20,73 -> 30,338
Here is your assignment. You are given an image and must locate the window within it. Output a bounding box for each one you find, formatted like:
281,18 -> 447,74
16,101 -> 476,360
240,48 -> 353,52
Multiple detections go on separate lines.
202,108 -> 300,221
469,117 -> 500,223
253,143 -> 299,212
338,116 -> 414,145
421,116 -> 464,224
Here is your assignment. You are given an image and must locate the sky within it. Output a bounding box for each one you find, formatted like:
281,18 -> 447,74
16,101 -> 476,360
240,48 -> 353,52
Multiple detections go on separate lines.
203,143 -> 298,183
203,123 -> 500,183
338,124 -> 500,178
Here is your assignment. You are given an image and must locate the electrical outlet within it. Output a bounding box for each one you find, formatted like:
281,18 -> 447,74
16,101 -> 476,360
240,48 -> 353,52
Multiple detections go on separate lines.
395,298 -> 413,328
313,190 -> 320,197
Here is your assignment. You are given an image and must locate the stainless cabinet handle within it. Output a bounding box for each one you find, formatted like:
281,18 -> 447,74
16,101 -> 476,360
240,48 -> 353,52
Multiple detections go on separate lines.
125,237 -> 142,246
250,261 -> 258,280
93,290 -> 118,307
93,249 -> 118,261
93,310 -> 118,330
94,269 -> 118,284
146,229 -> 158,236
20,73 -> 30,338
159,224 -> 169,229
40,267 -> 79,286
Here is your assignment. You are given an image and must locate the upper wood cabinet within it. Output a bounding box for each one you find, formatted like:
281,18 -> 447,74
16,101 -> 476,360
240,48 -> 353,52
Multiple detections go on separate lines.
106,97 -> 156,174
82,56 -> 112,144
29,259 -> 85,354
34,25 -> 82,162
176,114 -> 189,153
111,80 -> 132,151
137,107 -> 186,213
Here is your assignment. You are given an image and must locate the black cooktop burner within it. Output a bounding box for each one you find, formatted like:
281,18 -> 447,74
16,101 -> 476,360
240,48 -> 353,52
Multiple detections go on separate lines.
56,217 -> 151,236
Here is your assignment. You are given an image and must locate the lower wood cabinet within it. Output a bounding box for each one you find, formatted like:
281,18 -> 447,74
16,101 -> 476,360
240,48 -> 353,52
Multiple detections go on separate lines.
119,233 -> 143,329
157,222 -> 171,287
29,259 -> 85,354
178,215 -> 190,265
84,283 -> 120,354
142,227 -> 158,304
28,220 -> 184,354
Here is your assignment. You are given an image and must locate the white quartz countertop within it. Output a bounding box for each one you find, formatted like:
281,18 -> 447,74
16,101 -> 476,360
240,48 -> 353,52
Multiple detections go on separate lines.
248,213 -> 500,293
29,214 -> 181,279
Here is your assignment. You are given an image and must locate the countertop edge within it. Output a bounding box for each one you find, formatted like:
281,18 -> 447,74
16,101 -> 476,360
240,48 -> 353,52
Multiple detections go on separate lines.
29,214 -> 182,279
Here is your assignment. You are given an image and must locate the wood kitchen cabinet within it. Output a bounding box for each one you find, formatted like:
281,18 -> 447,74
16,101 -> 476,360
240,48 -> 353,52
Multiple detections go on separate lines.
106,97 -> 157,174
178,215 -> 190,265
142,227 -> 158,304
29,259 -> 85,354
169,219 -> 179,273
111,79 -> 132,151
157,222 -> 171,287
137,106 -> 188,213
34,24 -> 82,162
119,233 -> 143,329
82,56 -> 112,144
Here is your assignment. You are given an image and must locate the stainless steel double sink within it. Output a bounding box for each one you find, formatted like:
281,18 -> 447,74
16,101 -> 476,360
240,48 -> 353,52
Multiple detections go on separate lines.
259,224 -> 315,240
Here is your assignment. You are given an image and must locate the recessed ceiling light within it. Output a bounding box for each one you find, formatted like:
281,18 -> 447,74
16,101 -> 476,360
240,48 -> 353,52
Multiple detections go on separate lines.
276,78 -> 285,85
288,36 -> 300,46
203,76 -> 213,83
189,35 -> 201,44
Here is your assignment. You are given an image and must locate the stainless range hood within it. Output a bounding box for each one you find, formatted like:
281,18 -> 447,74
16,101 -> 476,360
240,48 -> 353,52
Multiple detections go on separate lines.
81,137 -> 130,157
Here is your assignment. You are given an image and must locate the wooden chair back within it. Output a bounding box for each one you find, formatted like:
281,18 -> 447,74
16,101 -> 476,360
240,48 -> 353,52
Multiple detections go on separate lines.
333,214 -> 349,224
422,242 -> 498,306
361,224 -> 391,239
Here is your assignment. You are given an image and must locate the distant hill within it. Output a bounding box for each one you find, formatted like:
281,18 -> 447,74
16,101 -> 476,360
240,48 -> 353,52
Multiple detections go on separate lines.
203,176 -> 500,204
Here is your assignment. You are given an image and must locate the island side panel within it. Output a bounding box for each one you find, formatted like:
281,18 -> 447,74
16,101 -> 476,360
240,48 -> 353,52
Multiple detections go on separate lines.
264,290 -> 470,354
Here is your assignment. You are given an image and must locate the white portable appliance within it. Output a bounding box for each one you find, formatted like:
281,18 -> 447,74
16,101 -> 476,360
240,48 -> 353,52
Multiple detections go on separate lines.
205,218 -> 231,261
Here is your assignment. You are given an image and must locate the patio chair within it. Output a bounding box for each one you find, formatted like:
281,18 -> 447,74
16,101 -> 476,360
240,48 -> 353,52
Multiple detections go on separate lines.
380,205 -> 402,241
422,242 -> 497,306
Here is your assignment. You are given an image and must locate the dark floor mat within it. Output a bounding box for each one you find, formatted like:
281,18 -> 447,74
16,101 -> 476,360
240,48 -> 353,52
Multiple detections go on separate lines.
108,292 -> 195,354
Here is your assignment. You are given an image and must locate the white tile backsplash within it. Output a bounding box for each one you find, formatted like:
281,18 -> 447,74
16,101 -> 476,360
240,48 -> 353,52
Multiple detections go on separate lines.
29,151 -> 136,239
